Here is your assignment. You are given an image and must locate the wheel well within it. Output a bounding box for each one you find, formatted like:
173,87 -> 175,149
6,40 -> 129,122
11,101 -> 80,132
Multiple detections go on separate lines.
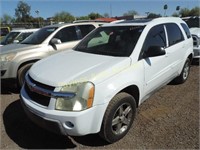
188,53 -> 193,63
120,85 -> 140,107
18,59 -> 40,72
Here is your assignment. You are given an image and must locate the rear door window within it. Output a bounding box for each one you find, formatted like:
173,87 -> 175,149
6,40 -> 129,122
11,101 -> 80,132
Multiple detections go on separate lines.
54,26 -> 78,43
78,25 -> 96,38
165,23 -> 184,46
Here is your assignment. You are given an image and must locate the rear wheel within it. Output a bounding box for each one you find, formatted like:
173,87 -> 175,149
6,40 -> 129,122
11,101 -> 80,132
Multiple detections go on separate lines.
174,58 -> 191,84
99,92 -> 136,143
17,63 -> 33,88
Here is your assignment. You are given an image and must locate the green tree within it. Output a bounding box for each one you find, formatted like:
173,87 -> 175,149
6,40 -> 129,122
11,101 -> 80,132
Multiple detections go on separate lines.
53,11 -> 74,23
15,0 -> 31,22
189,7 -> 200,16
179,8 -> 190,17
172,12 -> 179,17
88,12 -> 102,20
1,14 -> 14,24
147,13 -> 161,18
123,10 -> 138,16
76,16 -> 90,21
103,13 -> 110,18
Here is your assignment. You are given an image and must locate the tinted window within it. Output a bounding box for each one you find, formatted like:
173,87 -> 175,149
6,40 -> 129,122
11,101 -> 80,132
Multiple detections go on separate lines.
183,17 -> 199,28
54,26 -> 78,43
15,32 -> 33,43
0,32 -> 20,45
78,25 -> 95,37
181,23 -> 191,39
165,23 -> 184,46
142,25 -> 166,53
0,28 -> 9,36
75,26 -> 144,57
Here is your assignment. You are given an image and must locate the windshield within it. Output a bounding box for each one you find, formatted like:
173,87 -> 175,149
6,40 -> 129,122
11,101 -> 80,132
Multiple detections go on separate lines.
21,27 -> 58,44
74,26 -> 144,57
15,32 -> 33,43
0,32 -> 20,45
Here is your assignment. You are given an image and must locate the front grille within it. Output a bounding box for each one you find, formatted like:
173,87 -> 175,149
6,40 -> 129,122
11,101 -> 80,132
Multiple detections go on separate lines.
192,36 -> 199,47
24,75 -> 55,107
27,74 -> 55,91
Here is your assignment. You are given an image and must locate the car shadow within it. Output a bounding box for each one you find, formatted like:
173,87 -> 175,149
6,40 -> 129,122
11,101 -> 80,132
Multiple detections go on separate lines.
72,134 -> 109,147
191,59 -> 199,66
1,82 -> 19,94
3,100 -> 109,149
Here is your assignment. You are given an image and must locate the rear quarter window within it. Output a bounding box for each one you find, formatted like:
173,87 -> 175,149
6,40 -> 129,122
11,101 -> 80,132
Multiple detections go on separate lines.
181,23 -> 191,39
165,23 -> 184,46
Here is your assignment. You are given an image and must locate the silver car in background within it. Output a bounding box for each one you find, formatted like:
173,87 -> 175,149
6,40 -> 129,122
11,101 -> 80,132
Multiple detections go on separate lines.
0,22 -> 103,87
182,16 -> 200,59
0,28 -> 39,46
190,28 -> 200,59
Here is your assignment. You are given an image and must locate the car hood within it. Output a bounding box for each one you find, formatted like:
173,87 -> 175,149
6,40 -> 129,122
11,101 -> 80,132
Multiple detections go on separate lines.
0,43 -> 41,54
29,50 -> 131,87
190,27 -> 200,38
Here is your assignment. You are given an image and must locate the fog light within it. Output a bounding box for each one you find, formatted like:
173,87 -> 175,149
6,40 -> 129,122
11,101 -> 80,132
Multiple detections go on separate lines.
64,121 -> 74,129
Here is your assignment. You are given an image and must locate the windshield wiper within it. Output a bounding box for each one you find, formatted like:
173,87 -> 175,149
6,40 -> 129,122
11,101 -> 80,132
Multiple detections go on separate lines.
21,42 -> 33,44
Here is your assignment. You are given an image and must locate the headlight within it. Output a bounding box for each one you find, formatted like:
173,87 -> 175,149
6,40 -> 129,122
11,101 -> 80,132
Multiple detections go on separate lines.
0,53 -> 16,62
55,82 -> 95,111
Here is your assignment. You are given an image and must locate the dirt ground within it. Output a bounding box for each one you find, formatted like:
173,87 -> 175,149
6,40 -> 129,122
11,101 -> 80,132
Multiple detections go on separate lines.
0,63 -> 199,149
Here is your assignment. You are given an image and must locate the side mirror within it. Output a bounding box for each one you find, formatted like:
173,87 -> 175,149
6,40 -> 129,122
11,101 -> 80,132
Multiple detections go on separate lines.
50,38 -> 62,45
145,46 -> 166,58
13,40 -> 19,43
50,38 -> 62,50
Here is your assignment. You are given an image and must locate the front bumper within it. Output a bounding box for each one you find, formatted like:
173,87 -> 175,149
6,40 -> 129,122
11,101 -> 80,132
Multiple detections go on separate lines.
20,85 -> 107,136
193,47 -> 200,58
0,61 -> 16,79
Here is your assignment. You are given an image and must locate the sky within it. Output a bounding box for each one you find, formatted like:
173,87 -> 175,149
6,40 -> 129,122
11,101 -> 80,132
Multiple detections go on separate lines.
0,0 -> 199,19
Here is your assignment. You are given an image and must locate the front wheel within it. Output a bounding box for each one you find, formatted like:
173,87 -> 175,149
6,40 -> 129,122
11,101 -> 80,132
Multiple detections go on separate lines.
17,63 -> 33,88
99,92 -> 136,143
174,58 -> 191,84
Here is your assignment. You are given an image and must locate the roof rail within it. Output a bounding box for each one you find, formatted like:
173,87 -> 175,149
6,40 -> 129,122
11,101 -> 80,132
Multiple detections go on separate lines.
110,19 -> 125,24
73,20 -> 108,23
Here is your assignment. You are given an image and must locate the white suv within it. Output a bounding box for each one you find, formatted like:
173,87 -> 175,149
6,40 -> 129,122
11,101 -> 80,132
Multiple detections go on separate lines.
20,17 -> 193,143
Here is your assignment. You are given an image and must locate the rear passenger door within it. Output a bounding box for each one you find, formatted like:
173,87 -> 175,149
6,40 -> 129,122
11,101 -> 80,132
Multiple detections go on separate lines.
164,23 -> 185,74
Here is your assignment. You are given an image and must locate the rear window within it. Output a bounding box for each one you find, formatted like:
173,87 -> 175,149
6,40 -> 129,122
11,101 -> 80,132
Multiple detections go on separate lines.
181,23 -> 191,39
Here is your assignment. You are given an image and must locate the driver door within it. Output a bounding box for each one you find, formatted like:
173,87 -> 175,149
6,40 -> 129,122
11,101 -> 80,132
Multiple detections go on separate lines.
48,26 -> 80,54
142,24 -> 171,95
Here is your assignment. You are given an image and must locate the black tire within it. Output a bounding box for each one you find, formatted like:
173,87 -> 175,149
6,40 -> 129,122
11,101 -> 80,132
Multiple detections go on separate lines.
174,58 -> 191,84
17,63 -> 33,88
99,92 -> 136,143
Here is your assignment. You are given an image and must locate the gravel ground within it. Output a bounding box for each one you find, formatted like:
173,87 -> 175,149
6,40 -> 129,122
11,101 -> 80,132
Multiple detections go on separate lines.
0,63 -> 199,149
